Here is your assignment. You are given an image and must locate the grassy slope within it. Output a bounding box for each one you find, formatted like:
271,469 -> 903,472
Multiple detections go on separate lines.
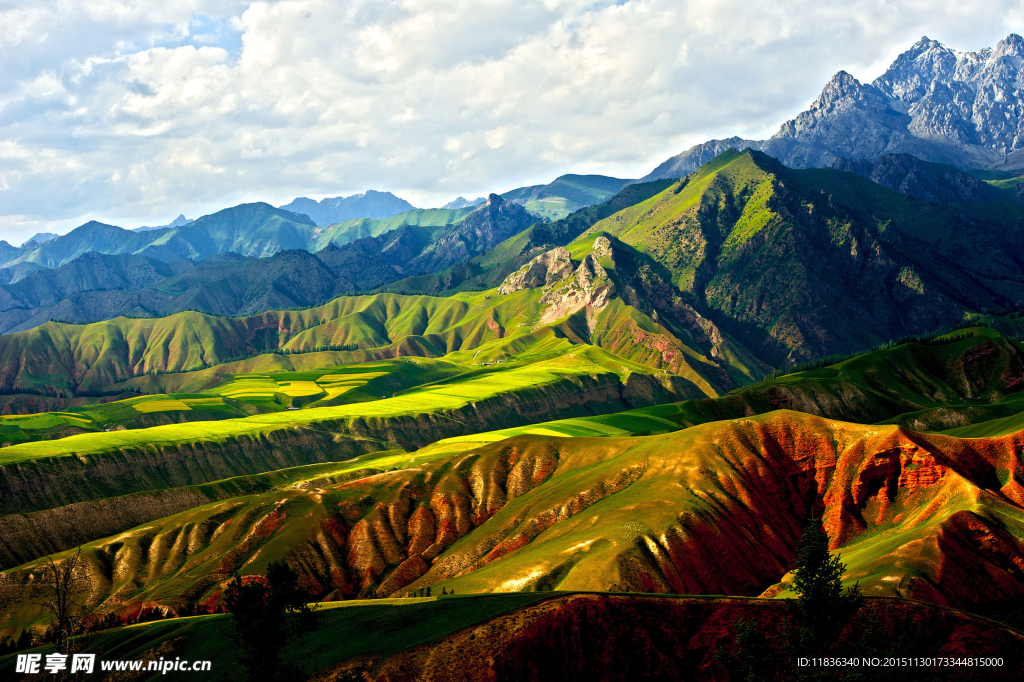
0,358 -> 466,445
5,330 -> 1024,640
6,407 -> 1023,636
6,320 -> 1022,468
0,239 -> 733,405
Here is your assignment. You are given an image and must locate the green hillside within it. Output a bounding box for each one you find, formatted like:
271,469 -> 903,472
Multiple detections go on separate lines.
7,151 -> 1024,670
378,179 -> 676,296
0,346 -> 673,465
0,229 -> 736,402
581,149 -> 1024,365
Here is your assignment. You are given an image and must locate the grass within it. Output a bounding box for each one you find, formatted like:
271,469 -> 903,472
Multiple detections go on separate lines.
0,345 -> 638,463
416,405 -> 683,458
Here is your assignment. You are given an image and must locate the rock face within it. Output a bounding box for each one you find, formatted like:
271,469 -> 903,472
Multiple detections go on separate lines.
497,239 -> 620,326
832,153 -> 1007,203
642,34 -> 1024,179
539,244 -> 616,324
497,247 -> 573,295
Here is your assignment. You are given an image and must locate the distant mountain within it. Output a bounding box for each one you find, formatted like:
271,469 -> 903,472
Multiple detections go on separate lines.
642,34 -> 1024,180
8,221 -> 161,269
321,194 -> 538,280
279,190 -> 415,227
500,174 -> 631,220
134,214 -> 192,232
0,197 -> 539,332
442,196 -> 486,209
0,262 -> 47,285
0,246 -> 399,334
2,203 -> 317,269
308,207 -> 478,251
0,253 -> 194,333
21,233 -> 58,247
437,175 -> 630,219
401,194 -> 537,274
149,202 -> 317,259
380,179 -> 677,297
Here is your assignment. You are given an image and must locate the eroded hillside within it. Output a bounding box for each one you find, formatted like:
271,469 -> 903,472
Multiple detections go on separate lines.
5,405 -> 1024,638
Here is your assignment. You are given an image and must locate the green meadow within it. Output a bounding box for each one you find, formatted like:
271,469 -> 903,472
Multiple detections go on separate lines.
0,345 -> 642,463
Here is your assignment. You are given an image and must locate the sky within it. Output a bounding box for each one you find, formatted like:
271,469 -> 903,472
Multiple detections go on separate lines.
2,0 -> 1023,243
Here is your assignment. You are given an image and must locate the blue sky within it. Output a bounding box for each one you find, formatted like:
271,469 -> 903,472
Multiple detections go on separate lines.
1,0 -> 1023,243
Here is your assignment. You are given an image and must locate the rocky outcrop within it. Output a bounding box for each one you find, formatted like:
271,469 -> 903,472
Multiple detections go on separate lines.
539,252 -> 616,324
497,239 -> 617,325
497,247 -> 572,295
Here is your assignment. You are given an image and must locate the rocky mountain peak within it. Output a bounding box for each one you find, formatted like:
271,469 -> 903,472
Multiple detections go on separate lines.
646,33 -> 1024,178
993,33 -> 1024,60
811,71 -> 871,110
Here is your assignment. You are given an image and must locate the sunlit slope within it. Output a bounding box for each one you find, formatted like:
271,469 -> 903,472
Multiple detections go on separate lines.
4,409 -> 1024,637
376,179 -> 675,297
0,358 -> 463,446
0,270 -> 730,400
0,348 -> 652,463
659,327 -> 1024,431
582,149 -> 1024,365
0,345 -> 699,521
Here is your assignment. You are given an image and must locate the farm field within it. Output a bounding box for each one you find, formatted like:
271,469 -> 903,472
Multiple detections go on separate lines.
0,345 -> 655,463
0,357 -> 464,446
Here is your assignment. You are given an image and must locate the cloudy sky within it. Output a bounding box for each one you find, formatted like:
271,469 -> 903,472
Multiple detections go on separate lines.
1,0 -> 1023,242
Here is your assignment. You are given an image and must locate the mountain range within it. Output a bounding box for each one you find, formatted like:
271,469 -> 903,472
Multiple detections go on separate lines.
644,34 -> 1024,180
0,195 -> 541,333
279,190 -> 416,227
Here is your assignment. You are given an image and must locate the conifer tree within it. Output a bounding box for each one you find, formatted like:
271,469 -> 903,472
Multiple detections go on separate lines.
791,515 -> 862,650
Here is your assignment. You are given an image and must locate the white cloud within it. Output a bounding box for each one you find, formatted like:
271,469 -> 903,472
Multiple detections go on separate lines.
0,0 -> 1022,242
